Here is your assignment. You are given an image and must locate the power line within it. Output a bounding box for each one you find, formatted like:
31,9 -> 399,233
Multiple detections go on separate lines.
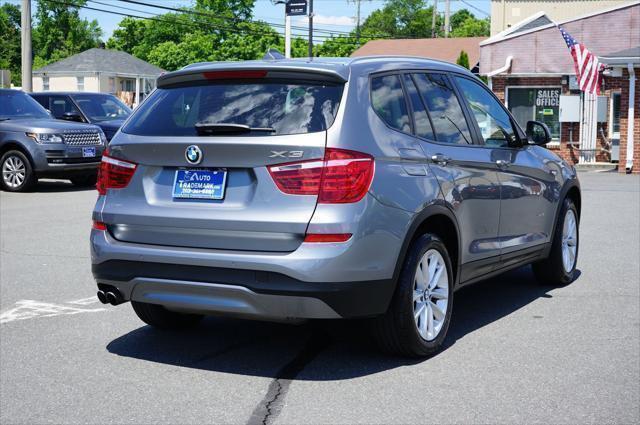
458,0 -> 490,17
116,0 -> 357,37
42,0 -> 381,45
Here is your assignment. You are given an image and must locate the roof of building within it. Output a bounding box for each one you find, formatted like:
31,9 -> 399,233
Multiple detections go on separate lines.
350,37 -> 486,67
601,46 -> 640,59
481,0 -> 639,46
600,46 -> 640,65
479,2 -> 639,75
33,48 -> 163,76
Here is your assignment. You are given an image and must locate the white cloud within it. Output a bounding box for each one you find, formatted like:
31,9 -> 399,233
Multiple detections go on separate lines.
294,14 -> 355,27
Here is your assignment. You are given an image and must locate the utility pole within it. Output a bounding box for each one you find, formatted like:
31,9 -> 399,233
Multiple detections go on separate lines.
285,8 -> 291,58
431,0 -> 438,38
355,0 -> 361,46
21,0 -> 32,92
308,0 -> 314,58
444,0 -> 450,38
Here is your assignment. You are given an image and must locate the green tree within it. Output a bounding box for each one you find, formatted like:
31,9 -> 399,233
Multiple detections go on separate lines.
0,3 -> 21,85
456,50 -> 469,69
360,0 -> 441,38
105,17 -> 146,54
451,17 -> 490,37
196,0 -> 255,21
358,1 -> 487,39
450,9 -> 473,30
32,0 -> 102,68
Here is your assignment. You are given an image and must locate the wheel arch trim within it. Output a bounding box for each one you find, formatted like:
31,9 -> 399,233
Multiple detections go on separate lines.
392,203 -> 462,289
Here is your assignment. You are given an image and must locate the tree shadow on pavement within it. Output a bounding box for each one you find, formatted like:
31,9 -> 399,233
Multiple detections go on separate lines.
107,265 -> 577,381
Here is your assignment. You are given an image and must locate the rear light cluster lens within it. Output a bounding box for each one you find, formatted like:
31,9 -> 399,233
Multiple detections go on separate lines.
268,148 -> 374,204
304,233 -> 352,243
92,221 -> 107,231
96,154 -> 137,195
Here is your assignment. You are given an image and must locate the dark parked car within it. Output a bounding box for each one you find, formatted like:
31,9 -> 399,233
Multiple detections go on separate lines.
0,89 -> 106,191
30,92 -> 131,142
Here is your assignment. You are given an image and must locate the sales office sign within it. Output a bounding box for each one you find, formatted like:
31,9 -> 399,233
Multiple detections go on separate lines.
535,89 -> 560,107
286,0 -> 308,16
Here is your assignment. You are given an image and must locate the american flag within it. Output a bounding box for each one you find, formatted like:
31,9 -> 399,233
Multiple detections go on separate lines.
560,26 -> 605,94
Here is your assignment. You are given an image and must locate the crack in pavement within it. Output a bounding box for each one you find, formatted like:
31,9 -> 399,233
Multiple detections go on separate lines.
248,330 -> 332,425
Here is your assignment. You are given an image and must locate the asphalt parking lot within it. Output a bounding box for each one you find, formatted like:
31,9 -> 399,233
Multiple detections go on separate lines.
1,171 -> 638,424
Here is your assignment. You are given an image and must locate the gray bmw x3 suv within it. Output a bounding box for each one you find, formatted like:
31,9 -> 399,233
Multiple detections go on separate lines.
0,89 -> 107,191
91,57 -> 581,356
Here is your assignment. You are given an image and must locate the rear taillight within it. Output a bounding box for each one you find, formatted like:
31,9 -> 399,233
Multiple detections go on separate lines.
268,148 -> 374,204
96,154 -> 137,195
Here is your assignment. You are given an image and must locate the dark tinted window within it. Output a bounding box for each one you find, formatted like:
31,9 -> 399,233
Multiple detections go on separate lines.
123,81 -> 343,136
402,74 -> 435,140
455,77 -> 516,147
31,95 -> 49,110
0,91 -> 50,120
49,96 -> 82,119
73,94 -> 131,122
370,74 -> 411,133
412,73 -> 472,145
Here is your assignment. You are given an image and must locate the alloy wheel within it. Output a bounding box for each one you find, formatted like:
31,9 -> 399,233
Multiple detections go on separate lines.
2,155 -> 26,189
413,249 -> 449,341
561,209 -> 578,273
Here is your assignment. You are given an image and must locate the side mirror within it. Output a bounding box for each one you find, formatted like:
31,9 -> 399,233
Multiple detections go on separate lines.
526,121 -> 552,145
61,111 -> 83,122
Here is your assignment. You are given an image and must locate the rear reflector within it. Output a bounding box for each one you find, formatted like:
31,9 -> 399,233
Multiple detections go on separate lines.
96,154 -> 137,195
304,233 -> 352,243
203,70 -> 267,80
92,221 -> 107,231
268,148 -> 374,203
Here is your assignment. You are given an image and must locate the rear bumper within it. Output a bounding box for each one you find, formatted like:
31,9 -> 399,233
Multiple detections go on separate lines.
93,260 -> 395,319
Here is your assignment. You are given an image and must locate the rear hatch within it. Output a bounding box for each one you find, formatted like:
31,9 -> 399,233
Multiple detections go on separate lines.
99,68 -> 345,252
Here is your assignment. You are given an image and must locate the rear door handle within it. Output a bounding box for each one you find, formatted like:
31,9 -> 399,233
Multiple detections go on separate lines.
496,159 -> 511,169
431,154 -> 451,166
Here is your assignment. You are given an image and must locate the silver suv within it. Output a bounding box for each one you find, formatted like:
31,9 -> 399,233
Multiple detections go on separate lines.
91,57 -> 581,356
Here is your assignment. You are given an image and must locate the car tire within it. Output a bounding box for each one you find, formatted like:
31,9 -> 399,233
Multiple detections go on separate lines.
131,301 -> 203,329
0,150 -> 36,192
532,198 -> 579,286
371,234 -> 454,357
70,173 -> 97,187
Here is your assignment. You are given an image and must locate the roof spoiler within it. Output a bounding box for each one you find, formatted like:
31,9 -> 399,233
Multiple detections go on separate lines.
157,66 -> 348,87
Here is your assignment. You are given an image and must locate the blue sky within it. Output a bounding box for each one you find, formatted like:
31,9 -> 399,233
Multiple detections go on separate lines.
2,0 -> 491,40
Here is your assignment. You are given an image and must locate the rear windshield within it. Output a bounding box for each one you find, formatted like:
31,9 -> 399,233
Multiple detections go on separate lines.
122,81 -> 344,136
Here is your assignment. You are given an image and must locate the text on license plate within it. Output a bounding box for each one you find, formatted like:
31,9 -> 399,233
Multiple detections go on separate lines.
172,169 -> 227,200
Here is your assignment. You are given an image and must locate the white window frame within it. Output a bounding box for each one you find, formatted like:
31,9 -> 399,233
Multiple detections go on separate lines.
42,76 -> 49,91
77,76 -> 84,91
609,91 -> 621,140
505,85 -> 562,146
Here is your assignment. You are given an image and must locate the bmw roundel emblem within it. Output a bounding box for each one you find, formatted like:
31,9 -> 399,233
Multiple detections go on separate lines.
185,145 -> 202,165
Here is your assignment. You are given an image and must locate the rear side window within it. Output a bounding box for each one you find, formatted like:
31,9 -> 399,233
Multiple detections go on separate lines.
122,81 -> 344,136
370,74 -> 411,134
412,73 -> 472,145
402,74 -> 435,140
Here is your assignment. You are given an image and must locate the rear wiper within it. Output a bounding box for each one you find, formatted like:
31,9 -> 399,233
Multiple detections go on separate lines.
195,122 -> 275,136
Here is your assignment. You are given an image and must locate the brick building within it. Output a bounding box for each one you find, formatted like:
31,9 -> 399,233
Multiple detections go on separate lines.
480,2 -> 639,173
